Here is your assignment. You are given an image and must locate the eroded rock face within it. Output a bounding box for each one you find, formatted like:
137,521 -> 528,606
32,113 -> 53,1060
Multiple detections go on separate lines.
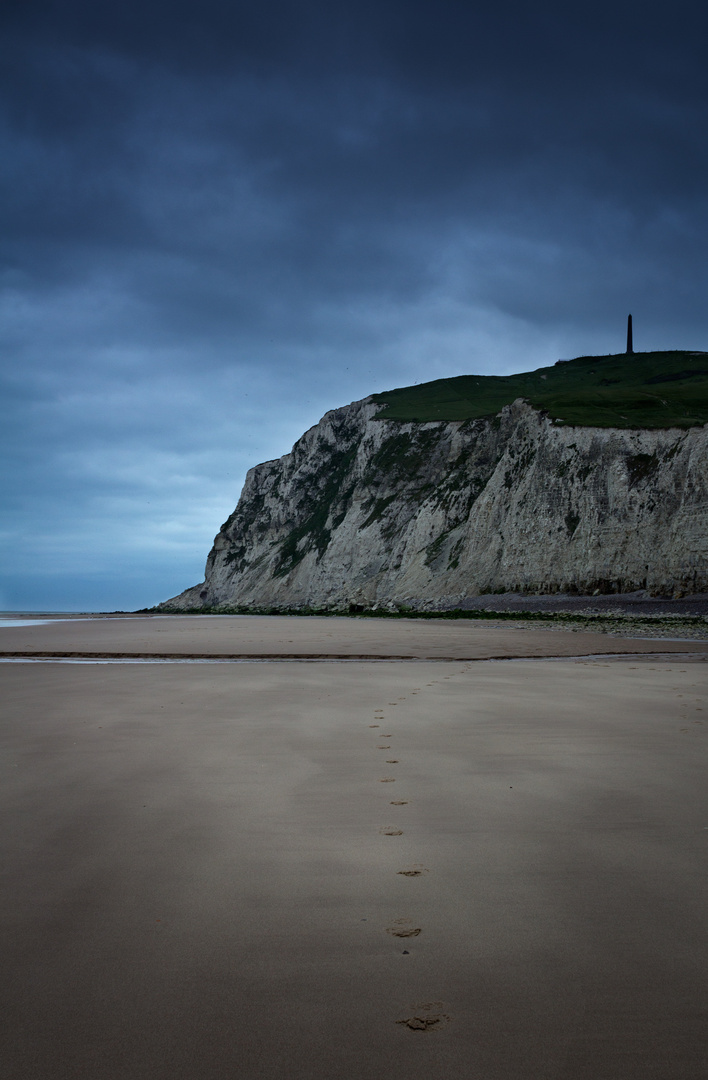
162,397 -> 708,609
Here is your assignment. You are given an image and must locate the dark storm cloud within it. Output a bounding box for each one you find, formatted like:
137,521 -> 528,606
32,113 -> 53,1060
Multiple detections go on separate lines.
1,0 -> 707,608
4,2 -> 707,308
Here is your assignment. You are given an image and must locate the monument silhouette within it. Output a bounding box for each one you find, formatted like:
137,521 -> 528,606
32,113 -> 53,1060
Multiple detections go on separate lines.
626,313 -> 633,354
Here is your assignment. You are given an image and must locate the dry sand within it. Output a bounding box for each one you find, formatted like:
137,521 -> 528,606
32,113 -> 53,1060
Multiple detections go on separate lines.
1,616 -> 707,1078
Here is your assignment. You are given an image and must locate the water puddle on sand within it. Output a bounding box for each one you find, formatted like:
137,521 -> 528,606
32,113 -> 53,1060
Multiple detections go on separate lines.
0,619 -> 57,628
0,656 -> 453,665
0,652 -> 705,665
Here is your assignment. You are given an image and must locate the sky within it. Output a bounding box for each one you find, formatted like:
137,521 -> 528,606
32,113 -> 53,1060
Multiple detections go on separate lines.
1,0 -> 707,611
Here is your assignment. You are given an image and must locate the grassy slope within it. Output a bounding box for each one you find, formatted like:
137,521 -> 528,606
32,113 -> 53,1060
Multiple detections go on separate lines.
372,350 -> 708,427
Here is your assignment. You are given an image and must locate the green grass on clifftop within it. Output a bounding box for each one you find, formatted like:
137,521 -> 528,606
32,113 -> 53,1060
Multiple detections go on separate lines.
372,350 -> 708,428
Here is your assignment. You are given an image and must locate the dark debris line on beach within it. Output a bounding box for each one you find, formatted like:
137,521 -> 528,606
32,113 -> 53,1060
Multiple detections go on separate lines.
138,604 -> 708,641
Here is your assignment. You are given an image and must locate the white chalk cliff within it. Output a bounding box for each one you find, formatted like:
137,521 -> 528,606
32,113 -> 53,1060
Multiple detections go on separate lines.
163,396 -> 708,609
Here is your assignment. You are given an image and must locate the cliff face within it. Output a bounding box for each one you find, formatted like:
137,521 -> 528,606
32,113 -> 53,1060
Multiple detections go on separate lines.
164,397 -> 708,610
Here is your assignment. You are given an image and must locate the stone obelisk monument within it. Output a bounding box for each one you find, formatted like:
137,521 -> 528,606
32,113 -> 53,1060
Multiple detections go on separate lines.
626,313 -> 633,354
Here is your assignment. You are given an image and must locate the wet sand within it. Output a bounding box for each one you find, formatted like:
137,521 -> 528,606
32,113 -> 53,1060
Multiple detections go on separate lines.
2,612 -> 708,659
2,617 -> 708,1078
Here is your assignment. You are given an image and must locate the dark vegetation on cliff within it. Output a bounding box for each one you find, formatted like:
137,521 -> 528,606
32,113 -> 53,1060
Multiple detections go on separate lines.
373,350 -> 708,428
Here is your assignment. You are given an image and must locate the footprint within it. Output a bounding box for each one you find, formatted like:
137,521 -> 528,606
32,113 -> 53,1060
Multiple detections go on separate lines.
379,777 -> 396,782
381,734 -> 393,738
386,918 -> 421,937
390,800 -> 408,805
369,724 -> 380,728
377,745 -> 391,749
386,759 -> 399,764
397,865 -> 428,877
396,1002 -> 450,1031
380,826 -> 404,836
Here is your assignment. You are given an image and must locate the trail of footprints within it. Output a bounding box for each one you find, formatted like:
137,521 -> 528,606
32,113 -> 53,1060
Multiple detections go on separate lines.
368,663 -> 703,1029
367,667 -> 471,1031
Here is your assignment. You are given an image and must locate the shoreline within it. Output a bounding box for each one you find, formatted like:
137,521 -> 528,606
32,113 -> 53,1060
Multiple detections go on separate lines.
4,605 -> 708,642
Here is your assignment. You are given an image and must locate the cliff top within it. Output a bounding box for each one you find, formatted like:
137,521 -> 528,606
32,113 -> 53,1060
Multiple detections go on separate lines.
372,350 -> 708,428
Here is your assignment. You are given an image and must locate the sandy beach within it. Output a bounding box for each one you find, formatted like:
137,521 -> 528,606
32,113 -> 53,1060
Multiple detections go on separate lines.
2,616 -> 707,1078
2,612 -> 708,660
